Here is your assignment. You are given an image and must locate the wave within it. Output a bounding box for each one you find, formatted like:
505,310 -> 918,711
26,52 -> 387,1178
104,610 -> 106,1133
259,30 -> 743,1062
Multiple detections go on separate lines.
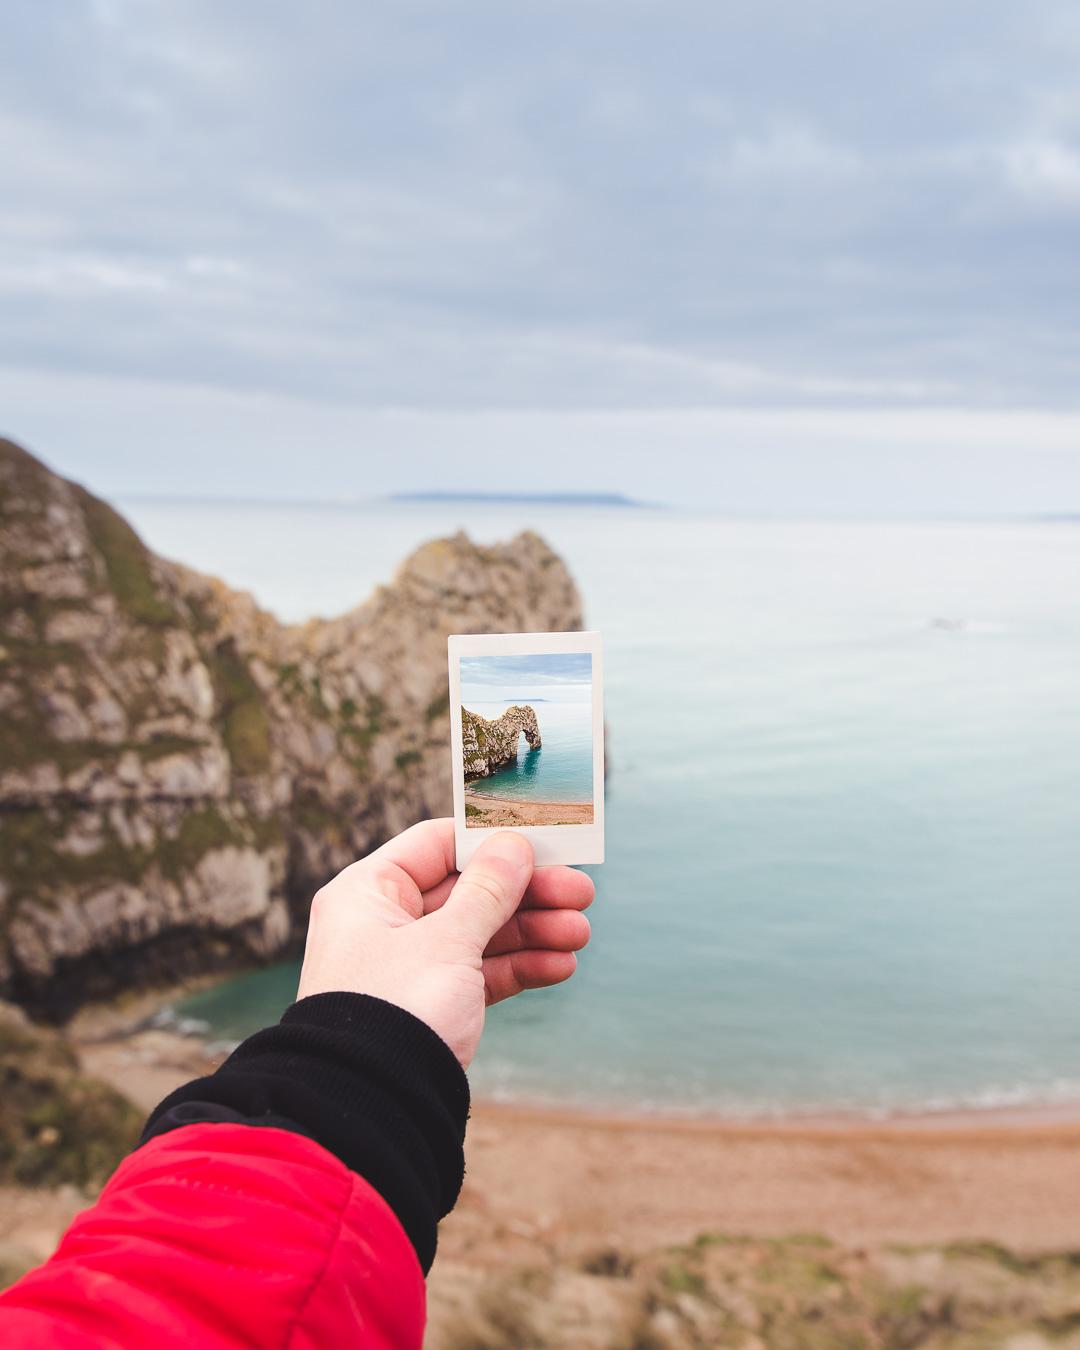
471,1062 -> 1080,1123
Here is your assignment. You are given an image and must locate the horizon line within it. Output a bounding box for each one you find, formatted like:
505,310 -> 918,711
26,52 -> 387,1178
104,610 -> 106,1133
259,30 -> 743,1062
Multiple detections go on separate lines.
113,493 -> 1080,524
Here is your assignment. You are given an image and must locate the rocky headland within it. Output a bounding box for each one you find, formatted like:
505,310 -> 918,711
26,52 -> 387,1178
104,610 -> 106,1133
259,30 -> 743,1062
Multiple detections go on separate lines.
4,443 -> 1080,1348
0,438 -> 583,1018
461,703 -> 542,779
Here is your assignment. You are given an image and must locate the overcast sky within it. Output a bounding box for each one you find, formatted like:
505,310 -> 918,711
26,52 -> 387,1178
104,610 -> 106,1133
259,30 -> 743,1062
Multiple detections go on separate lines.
3,1 -> 1080,512
463,652 -> 591,705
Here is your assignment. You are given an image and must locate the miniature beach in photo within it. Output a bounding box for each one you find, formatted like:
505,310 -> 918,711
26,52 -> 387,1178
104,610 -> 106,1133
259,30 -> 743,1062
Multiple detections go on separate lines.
459,652 -> 594,829
463,790 -> 594,827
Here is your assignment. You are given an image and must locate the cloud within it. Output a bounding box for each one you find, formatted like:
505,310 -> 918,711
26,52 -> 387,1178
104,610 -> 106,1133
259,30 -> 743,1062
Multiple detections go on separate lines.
462,654 -> 592,688
1003,140 -> 1080,210
726,124 -> 864,179
5,366 -> 1080,515
1,1 -> 1079,507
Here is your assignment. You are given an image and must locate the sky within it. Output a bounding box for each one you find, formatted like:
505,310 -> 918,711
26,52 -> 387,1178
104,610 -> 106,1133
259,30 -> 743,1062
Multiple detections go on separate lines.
462,653 -> 592,705
2,1 -> 1080,513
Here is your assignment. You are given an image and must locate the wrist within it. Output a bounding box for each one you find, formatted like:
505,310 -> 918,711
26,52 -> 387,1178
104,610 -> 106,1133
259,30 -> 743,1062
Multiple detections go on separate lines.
142,992 -> 470,1272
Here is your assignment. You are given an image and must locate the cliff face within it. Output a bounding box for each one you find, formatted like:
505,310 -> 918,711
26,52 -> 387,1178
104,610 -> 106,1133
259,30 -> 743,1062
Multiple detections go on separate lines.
0,439 -> 583,1017
461,705 -> 541,780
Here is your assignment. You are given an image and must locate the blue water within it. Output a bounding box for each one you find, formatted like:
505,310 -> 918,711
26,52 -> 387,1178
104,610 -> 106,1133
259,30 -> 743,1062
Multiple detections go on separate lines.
123,499 -> 1080,1116
466,701 -> 593,803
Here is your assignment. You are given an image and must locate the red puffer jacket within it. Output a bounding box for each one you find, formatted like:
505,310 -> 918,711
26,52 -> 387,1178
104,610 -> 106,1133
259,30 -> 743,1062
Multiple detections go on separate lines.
0,1123 -> 425,1348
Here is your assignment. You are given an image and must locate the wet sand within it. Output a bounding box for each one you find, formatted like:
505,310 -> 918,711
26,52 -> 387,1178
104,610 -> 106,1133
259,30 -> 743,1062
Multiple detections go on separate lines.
464,789 -> 593,827
445,1099 -> 1080,1262
68,1002 -> 1080,1259
8,1003 -> 1080,1328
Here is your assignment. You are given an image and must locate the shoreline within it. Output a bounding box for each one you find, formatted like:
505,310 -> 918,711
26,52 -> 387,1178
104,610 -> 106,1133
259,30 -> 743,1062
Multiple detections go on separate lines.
2,993 -> 1072,1278
463,788 -> 593,827
69,1016 -> 1080,1255
448,1098 -> 1080,1262
472,1092 -> 1080,1136
65,984 -> 1080,1251
10,1003 -> 1080,1338
69,978 -> 1080,1135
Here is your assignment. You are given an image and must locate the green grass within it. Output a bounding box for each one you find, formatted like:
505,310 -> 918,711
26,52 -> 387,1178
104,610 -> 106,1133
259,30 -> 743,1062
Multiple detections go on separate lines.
134,735 -> 207,763
0,802 -> 266,903
155,807 -> 247,881
292,797 -> 346,836
425,692 -> 450,723
0,1013 -> 142,1188
205,640 -> 272,775
74,486 -> 176,626
660,1260 -> 707,1297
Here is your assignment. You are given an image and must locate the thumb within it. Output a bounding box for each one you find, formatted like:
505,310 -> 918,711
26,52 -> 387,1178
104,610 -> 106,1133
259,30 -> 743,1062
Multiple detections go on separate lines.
438,832 -> 534,949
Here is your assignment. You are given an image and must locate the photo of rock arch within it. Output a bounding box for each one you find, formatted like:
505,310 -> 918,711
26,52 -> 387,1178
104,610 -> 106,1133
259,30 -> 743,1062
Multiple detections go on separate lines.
460,652 -> 594,828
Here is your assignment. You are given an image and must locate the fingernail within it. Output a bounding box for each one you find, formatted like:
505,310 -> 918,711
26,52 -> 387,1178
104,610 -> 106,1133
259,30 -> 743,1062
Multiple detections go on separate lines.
486,831 -> 534,875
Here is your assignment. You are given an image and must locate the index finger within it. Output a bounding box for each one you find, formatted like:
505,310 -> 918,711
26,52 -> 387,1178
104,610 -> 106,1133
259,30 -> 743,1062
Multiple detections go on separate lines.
419,863 -> 594,917
365,818 -> 456,893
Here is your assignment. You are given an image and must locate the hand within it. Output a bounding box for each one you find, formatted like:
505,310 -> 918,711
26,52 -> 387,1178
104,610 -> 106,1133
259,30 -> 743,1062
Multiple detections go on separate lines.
296,818 -> 594,1067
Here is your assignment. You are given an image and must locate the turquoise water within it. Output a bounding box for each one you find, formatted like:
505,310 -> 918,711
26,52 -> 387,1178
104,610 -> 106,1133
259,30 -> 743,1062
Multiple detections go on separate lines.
124,500 -> 1080,1116
465,700 -> 593,803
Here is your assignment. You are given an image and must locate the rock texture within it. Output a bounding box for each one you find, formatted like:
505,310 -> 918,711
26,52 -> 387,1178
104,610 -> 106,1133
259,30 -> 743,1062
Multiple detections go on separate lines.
428,1233 -> 1080,1350
0,1000 -> 141,1186
461,705 -> 541,780
0,439 -> 583,1017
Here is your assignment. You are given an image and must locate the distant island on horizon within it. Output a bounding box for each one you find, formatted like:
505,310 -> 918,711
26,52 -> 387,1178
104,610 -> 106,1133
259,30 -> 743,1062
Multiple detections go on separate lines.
463,696 -> 551,704
109,495 -> 1080,523
390,490 -> 661,508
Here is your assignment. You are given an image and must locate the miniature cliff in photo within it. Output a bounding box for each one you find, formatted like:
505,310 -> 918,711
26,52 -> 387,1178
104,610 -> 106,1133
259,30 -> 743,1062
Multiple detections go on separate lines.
0,438 -> 583,1017
461,704 -> 541,779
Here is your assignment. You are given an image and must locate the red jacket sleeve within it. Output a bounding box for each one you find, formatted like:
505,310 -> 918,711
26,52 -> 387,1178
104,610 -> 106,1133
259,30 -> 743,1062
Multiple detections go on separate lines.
0,1123 -> 426,1349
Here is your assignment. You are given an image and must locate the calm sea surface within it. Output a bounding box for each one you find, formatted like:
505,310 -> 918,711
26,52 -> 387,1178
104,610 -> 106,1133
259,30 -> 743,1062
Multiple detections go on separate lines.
465,700 -> 593,803
122,500 -> 1080,1116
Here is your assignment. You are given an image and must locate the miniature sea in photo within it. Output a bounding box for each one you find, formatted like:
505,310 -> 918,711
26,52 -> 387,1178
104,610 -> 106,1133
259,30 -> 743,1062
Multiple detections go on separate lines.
460,653 -> 594,827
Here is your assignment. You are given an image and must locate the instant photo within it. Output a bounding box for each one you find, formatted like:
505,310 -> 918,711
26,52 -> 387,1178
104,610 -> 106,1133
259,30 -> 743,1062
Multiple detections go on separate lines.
448,632 -> 604,867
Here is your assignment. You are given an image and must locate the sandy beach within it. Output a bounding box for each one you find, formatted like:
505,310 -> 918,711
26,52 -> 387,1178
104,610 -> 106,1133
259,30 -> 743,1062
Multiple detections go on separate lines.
445,1100 -> 1080,1261
465,789 -> 593,827
67,1007 -> 1080,1257
426,1101 -> 1080,1346
6,1004 -> 1080,1347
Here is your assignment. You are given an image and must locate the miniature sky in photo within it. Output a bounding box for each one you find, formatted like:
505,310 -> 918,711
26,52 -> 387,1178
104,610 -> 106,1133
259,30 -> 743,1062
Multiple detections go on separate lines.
462,653 -> 592,705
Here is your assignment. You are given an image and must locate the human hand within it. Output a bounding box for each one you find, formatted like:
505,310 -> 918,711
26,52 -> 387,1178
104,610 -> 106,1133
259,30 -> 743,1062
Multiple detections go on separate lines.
296,818 -> 594,1067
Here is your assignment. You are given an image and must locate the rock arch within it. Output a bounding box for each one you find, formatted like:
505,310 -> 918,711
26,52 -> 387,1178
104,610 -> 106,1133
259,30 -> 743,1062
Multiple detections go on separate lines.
461,704 -> 542,779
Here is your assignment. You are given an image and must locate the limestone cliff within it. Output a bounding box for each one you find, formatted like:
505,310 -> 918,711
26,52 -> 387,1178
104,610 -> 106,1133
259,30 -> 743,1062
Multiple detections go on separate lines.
0,439 -> 583,1017
461,705 -> 541,780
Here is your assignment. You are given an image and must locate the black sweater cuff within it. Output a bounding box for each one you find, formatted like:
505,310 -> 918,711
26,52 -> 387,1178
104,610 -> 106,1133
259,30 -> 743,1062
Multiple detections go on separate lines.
140,992 -> 470,1273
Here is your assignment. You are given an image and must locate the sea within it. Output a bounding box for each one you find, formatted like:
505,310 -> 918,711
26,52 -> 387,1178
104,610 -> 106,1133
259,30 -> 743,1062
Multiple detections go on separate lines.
121,498 -> 1080,1119
465,701 -> 593,803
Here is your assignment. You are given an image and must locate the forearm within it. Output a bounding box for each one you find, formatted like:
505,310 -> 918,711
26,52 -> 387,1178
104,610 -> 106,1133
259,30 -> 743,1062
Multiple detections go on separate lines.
0,822 -> 589,1348
143,991 -> 471,1272
0,994 -> 469,1348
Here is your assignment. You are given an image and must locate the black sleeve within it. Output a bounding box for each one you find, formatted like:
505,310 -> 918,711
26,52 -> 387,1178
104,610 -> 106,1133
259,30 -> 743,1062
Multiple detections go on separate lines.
140,991 -> 470,1274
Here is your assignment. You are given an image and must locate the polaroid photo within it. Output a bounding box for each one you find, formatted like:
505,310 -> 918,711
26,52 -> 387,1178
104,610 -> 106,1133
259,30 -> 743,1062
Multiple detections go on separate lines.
448,631 -> 604,868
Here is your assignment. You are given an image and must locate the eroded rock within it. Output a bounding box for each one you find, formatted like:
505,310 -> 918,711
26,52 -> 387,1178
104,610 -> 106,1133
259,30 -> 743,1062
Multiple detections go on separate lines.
0,439 -> 584,1016
462,704 -> 542,779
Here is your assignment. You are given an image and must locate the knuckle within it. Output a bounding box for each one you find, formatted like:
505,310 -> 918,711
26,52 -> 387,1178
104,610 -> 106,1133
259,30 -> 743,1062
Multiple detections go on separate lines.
309,884 -> 332,916
361,859 -> 417,911
465,869 -> 509,909
363,860 -> 399,889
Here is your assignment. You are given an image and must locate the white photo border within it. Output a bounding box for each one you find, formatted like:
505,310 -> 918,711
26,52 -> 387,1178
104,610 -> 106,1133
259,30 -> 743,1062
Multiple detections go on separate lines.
448,631 -> 604,868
